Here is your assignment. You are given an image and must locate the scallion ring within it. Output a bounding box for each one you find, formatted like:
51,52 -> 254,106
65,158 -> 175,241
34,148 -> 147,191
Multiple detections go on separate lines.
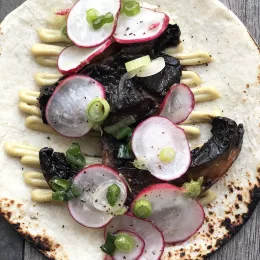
92,17 -> 105,30
49,177 -> 71,192
103,12 -> 114,23
86,98 -> 110,124
86,8 -> 99,24
123,1 -> 141,17
52,190 -> 67,201
114,127 -> 132,140
114,234 -> 135,252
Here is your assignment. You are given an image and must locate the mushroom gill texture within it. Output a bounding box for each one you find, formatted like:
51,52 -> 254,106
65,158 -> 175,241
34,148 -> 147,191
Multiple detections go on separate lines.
101,117 -> 244,203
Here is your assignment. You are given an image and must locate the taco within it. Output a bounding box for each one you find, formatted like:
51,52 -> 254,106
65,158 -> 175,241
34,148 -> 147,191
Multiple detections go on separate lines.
0,0 -> 259,259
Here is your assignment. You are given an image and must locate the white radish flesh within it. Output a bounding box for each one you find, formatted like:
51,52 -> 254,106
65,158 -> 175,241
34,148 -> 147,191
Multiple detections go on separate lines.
136,57 -> 165,77
46,75 -> 105,138
67,0 -> 121,47
68,165 -> 127,228
113,230 -> 145,260
114,8 -> 169,44
58,39 -> 112,75
131,184 -> 205,244
159,84 -> 195,124
131,116 -> 191,181
105,214 -> 164,260
93,180 -> 127,213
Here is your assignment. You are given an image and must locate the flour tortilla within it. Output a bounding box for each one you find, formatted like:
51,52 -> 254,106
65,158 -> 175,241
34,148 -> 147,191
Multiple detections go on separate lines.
0,0 -> 259,259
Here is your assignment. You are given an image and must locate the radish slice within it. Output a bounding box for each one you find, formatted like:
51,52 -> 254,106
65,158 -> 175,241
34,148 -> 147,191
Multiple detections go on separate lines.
105,214 -> 164,260
159,84 -> 195,124
46,75 -> 105,138
113,8 -> 169,44
113,230 -> 145,260
67,0 -> 121,47
68,165 -> 127,228
136,57 -> 165,77
131,184 -> 205,244
58,39 -> 112,75
93,180 -> 127,213
131,116 -> 191,181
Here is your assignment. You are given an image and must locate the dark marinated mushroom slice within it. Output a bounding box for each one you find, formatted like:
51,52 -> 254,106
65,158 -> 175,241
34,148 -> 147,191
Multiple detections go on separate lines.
175,117 -> 244,190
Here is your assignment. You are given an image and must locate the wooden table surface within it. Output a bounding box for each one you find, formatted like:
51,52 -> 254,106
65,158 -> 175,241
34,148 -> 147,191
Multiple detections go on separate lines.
0,0 -> 259,259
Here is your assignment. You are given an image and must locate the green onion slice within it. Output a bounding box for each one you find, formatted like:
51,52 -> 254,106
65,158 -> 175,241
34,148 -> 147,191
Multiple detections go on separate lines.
49,177 -> 71,192
103,12 -> 114,23
159,147 -> 176,163
86,8 -> 99,24
71,184 -> 81,197
52,190 -> 67,201
92,17 -> 105,30
100,233 -> 117,256
104,116 -> 136,135
86,98 -> 110,124
114,234 -> 135,252
123,1 -> 141,17
117,143 -> 135,159
106,183 -> 121,207
114,127 -> 132,140
125,55 -> 151,72
66,143 -> 86,171
133,199 -> 152,218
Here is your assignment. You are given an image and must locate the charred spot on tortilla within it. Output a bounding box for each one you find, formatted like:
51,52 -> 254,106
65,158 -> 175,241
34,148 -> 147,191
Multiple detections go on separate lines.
39,147 -> 78,183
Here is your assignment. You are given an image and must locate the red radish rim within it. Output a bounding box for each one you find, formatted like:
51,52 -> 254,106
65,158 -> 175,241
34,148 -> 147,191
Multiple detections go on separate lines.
46,75 -> 106,138
113,230 -> 145,260
68,164 -> 128,229
158,84 -> 195,125
113,8 -> 170,44
131,116 -> 191,181
104,213 -> 165,260
55,8 -> 71,15
67,0 -> 121,48
58,39 -> 112,75
130,183 -> 205,245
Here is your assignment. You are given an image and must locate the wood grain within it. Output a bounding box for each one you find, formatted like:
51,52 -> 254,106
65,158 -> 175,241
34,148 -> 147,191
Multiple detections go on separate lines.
0,0 -> 259,259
